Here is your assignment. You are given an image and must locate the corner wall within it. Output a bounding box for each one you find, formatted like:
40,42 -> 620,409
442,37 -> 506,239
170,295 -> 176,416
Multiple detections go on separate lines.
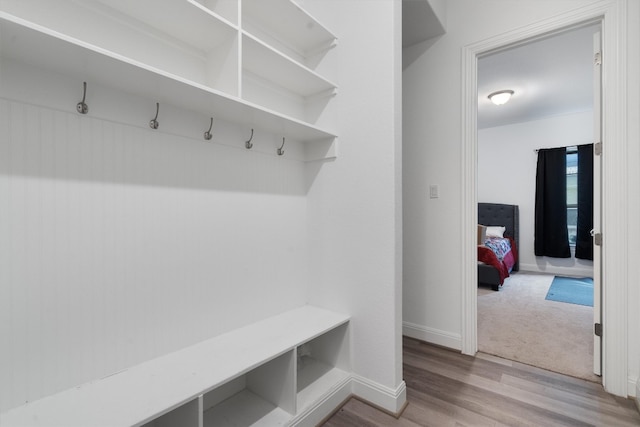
305,0 -> 406,413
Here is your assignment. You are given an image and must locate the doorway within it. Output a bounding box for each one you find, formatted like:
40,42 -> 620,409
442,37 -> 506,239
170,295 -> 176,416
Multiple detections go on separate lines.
475,24 -> 600,381
461,1 -> 630,396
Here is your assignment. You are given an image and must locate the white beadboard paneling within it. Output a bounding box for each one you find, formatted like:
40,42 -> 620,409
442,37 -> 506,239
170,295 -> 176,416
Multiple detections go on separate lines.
0,91 -> 309,412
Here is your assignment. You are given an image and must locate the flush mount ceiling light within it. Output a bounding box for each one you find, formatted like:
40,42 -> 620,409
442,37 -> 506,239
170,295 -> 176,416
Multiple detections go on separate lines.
488,90 -> 514,105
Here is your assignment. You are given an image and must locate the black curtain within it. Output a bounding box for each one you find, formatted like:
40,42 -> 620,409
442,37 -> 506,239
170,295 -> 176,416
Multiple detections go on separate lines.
534,147 -> 571,258
575,144 -> 594,260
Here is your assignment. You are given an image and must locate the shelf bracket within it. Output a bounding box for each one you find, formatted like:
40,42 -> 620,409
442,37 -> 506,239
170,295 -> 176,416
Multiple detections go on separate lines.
204,117 -> 213,141
150,102 -> 160,130
76,81 -> 89,115
245,129 -> 254,149
277,137 -> 285,156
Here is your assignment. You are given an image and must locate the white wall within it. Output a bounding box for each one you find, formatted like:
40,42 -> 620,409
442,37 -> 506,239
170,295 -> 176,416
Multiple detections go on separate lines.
478,112 -> 594,276
304,0 -> 406,412
403,0 -> 639,397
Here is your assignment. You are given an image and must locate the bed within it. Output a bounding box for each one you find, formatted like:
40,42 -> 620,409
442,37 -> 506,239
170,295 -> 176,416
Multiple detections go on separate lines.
478,203 -> 519,290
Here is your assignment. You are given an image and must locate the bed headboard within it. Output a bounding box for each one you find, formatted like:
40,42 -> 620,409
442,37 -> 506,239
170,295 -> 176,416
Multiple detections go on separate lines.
478,202 -> 519,271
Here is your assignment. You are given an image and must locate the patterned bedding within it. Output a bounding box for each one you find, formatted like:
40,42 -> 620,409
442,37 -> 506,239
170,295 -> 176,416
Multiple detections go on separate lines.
477,237 -> 517,285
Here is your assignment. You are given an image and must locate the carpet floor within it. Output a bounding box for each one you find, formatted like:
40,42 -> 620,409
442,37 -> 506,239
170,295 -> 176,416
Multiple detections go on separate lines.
478,272 -> 599,383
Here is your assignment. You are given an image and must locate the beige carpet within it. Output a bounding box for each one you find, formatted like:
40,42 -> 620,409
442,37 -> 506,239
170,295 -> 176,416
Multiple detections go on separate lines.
478,272 -> 600,382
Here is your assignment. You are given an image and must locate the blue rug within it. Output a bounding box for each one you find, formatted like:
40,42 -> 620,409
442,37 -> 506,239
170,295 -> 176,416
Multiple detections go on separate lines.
545,276 -> 593,306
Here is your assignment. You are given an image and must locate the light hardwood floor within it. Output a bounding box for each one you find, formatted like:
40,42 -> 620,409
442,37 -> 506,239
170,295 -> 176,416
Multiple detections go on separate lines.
322,337 -> 640,426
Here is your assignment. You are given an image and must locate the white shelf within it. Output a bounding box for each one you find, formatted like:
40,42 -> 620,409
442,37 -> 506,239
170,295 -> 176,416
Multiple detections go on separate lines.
0,305 -> 349,427
242,32 -> 337,98
0,13 -> 336,143
203,390 -> 291,427
242,0 -> 336,56
92,0 -> 239,51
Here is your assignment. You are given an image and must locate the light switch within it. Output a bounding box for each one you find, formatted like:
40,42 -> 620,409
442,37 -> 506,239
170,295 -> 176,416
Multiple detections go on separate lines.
429,184 -> 439,199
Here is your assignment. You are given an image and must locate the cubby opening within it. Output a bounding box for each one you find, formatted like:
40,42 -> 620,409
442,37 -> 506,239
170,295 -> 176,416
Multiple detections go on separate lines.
202,351 -> 296,426
142,397 -> 201,427
296,322 -> 350,412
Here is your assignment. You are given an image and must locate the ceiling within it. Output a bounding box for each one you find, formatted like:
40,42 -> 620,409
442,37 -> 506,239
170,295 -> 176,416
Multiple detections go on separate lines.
477,24 -> 600,129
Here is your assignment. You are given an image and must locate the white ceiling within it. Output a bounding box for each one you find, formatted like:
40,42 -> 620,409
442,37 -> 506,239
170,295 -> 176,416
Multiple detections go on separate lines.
478,24 -> 600,129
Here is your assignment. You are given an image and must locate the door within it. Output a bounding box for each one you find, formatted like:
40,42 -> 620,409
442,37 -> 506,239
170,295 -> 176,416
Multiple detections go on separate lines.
592,30 -> 602,376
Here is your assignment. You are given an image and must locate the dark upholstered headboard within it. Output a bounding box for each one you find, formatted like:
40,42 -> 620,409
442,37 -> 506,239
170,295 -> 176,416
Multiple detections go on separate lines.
478,203 -> 519,271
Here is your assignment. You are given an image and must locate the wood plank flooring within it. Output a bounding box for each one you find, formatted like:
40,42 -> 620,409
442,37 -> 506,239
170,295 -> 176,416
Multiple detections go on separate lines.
322,337 -> 640,426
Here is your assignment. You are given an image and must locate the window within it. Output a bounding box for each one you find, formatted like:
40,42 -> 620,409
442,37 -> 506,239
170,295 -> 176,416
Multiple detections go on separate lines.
566,148 -> 578,246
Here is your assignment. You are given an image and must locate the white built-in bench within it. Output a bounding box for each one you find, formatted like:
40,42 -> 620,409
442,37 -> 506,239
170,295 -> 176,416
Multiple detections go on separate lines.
0,306 -> 351,427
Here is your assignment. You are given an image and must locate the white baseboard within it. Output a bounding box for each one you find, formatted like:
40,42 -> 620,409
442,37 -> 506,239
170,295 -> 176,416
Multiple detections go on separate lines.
628,376 -> 638,398
350,375 -> 407,415
403,321 -> 461,350
291,375 -> 407,426
518,263 -> 594,278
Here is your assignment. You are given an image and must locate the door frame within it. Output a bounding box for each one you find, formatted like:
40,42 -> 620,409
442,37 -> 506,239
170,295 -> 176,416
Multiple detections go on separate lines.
460,0 -> 628,396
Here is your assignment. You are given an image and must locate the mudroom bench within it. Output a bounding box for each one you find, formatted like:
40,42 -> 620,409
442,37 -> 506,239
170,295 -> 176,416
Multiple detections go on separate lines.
0,306 -> 351,427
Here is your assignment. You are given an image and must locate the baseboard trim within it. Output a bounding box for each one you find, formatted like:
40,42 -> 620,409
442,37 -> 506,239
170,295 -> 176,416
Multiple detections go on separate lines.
630,375 -> 639,399
518,264 -> 594,278
291,374 -> 407,426
350,375 -> 407,415
403,321 -> 461,350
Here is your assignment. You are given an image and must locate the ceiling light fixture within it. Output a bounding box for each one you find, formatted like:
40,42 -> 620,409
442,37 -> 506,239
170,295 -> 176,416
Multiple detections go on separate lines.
488,90 -> 514,105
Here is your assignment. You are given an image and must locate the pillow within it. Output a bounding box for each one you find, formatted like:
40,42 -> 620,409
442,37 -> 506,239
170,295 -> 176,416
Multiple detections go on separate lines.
477,225 -> 487,245
485,226 -> 506,238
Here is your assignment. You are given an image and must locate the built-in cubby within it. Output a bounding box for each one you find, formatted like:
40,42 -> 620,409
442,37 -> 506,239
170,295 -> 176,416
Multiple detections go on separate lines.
202,351 -> 295,426
142,397 -> 201,427
0,0 -> 337,158
297,323 -> 350,414
0,306 -> 350,426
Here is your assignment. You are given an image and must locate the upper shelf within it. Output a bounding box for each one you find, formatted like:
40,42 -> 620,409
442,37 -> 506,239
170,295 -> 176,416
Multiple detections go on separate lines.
242,32 -> 337,98
91,0 -> 239,53
242,0 -> 336,56
0,13 -> 337,142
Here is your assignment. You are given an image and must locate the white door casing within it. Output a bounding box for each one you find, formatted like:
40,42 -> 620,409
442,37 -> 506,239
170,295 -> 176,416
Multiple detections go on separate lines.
462,0 -> 628,397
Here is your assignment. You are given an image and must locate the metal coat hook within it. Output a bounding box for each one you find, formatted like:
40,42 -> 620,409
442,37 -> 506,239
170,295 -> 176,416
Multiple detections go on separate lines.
245,129 -> 254,149
76,81 -> 89,114
149,102 -> 160,130
204,117 -> 213,141
277,137 -> 285,156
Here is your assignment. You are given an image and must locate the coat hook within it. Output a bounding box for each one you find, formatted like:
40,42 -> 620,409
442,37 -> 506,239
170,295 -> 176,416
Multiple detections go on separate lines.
204,117 -> 213,141
149,102 -> 160,130
277,137 -> 285,156
245,129 -> 254,149
76,81 -> 88,114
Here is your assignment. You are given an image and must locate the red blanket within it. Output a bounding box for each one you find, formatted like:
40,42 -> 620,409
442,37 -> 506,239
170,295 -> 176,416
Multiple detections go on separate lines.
477,237 -> 517,285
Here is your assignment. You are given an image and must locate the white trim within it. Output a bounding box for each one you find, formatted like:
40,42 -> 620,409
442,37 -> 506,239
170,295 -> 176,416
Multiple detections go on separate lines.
403,321 -> 462,350
518,264 -> 594,278
350,375 -> 407,415
290,374 -> 408,425
628,375 -> 638,399
462,0 -> 628,396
